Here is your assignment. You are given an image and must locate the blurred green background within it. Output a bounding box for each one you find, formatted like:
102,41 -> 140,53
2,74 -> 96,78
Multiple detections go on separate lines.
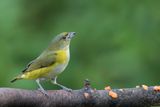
0,0 -> 160,91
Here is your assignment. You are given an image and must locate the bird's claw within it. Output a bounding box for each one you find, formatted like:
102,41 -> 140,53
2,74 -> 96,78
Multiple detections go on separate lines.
62,87 -> 72,92
37,88 -> 49,97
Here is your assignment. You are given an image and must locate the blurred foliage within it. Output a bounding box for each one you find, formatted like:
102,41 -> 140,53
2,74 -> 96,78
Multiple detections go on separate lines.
0,0 -> 160,92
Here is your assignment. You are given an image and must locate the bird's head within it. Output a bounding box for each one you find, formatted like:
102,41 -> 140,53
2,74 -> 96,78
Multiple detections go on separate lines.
48,32 -> 76,50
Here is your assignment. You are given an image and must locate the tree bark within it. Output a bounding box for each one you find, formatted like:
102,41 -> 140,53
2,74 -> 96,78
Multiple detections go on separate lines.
0,81 -> 160,107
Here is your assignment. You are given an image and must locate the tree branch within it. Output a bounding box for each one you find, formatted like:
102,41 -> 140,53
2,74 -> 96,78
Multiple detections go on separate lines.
0,81 -> 160,107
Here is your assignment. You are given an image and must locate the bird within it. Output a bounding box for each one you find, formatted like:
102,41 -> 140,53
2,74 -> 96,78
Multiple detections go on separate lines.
11,32 -> 76,95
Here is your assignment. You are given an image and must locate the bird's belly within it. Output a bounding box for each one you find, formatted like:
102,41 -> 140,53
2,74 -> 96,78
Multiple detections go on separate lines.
46,62 -> 68,78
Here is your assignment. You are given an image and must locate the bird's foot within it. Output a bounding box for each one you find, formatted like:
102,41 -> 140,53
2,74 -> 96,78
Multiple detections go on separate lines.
62,87 -> 72,92
37,88 -> 49,97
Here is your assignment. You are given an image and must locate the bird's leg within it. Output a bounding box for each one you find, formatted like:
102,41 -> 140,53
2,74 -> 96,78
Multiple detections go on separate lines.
36,79 -> 48,96
51,77 -> 72,92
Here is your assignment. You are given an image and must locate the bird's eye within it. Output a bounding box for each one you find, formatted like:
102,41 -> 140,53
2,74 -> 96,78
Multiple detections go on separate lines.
60,32 -> 69,40
62,36 -> 66,39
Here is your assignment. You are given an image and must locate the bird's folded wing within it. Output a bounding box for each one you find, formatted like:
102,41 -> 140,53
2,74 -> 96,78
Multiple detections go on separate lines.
22,52 -> 57,73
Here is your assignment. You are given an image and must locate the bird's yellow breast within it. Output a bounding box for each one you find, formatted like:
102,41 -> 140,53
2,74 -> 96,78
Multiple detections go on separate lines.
55,50 -> 68,64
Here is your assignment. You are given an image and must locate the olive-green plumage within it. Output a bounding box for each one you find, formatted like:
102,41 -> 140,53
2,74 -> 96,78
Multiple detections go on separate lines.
11,32 -> 76,93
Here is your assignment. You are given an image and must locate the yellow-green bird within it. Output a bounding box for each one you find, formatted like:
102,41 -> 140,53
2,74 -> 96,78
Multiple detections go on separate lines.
11,32 -> 76,94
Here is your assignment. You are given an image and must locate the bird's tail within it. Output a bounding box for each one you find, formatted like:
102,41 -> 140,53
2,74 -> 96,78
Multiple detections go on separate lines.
10,75 -> 22,83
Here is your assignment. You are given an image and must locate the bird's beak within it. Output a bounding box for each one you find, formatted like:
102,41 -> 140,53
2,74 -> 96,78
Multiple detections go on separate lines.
69,32 -> 76,38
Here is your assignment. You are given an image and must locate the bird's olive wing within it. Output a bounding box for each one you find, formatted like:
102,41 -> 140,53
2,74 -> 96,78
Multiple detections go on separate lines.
22,52 -> 57,73
21,60 -> 34,72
